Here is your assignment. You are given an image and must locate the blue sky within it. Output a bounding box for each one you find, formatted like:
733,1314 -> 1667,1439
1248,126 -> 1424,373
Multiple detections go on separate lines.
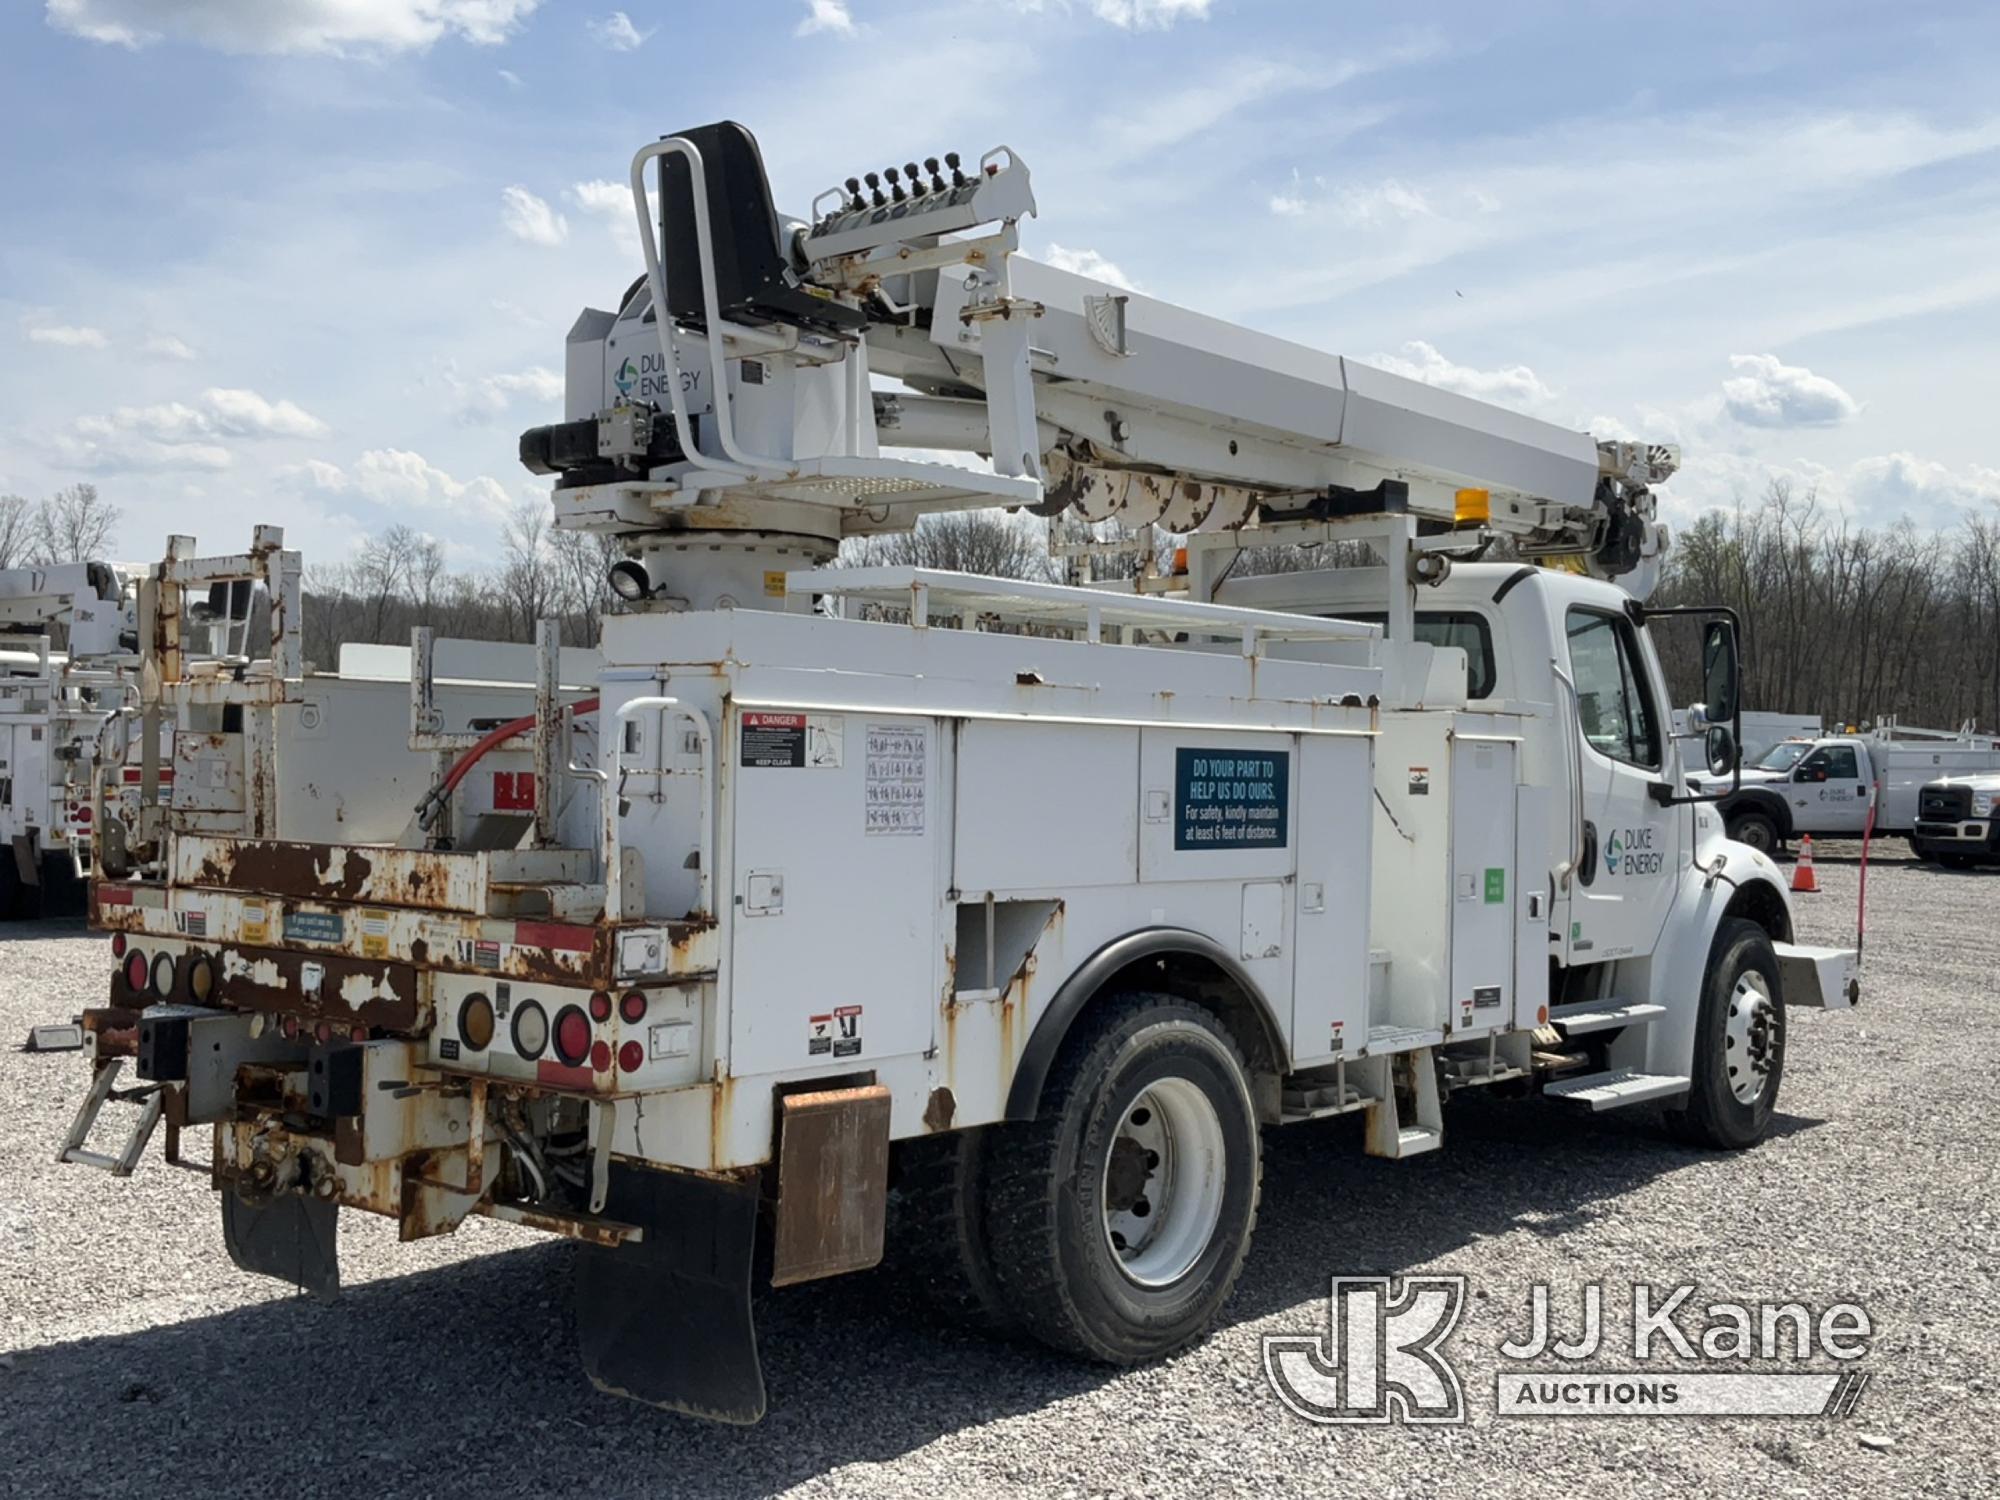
5,0 -> 1999,566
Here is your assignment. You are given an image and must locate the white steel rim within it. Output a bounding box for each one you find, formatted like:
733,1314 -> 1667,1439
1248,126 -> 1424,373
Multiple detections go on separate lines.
1725,971 -> 1778,1104
1101,1078 -> 1227,1288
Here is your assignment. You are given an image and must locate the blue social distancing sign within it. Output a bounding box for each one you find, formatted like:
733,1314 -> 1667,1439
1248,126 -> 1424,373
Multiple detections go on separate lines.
1175,747 -> 1289,850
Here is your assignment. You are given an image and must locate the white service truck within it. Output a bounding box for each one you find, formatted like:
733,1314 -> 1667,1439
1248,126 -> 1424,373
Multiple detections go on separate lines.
1,560 -> 138,917
1696,725 -> 2000,853
1671,708 -> 1820,767
60,122 -> 1857,1424
1911,771 -> 2000,868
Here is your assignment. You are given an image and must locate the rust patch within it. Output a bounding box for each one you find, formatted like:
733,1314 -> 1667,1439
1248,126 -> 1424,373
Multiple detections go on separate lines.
922,1086 -> 956,1133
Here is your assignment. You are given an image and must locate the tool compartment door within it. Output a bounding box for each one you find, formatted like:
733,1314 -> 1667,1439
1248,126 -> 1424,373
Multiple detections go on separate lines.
1447,736 -> 1518,1038
1289,733 -> 1375,1067
728,711 -> 938,1077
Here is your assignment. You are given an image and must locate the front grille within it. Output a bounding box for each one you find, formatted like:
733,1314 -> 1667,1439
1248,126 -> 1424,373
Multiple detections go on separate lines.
1920,785 -> 1972,821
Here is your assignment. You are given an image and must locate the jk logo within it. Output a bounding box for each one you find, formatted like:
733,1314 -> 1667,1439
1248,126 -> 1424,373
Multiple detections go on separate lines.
1263,1275 -> 1468,1424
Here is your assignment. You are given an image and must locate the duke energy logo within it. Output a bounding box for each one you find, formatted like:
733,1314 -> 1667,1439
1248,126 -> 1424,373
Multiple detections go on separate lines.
614,357 -> 640,397
1606,826 -> 1664,876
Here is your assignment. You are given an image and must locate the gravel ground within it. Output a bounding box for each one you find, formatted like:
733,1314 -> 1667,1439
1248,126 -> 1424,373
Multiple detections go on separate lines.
3,846 -> 1994,1498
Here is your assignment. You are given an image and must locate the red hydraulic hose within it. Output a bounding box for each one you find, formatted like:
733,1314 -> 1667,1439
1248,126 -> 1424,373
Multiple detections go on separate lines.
439,696 -> 599,796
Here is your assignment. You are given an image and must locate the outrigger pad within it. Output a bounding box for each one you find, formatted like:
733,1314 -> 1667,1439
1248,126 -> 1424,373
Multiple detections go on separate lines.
221,1189 -> 341,1303
575,1164 -> 766,1424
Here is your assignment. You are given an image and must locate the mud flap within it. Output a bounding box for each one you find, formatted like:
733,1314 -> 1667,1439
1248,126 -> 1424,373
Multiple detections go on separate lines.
220,1188 -> 341,1302
575,1164 -> 765,1424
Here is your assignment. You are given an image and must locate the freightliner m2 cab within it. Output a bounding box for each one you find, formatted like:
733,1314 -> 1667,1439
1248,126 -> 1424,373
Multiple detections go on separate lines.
61,123 -> 1858,1424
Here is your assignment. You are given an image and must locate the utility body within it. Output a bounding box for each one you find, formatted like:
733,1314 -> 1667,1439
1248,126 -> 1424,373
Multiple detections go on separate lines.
62,121 -> 1857,1424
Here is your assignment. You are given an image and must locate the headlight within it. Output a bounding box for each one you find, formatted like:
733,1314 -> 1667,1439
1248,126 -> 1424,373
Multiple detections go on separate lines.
1973,791 -> 1995,817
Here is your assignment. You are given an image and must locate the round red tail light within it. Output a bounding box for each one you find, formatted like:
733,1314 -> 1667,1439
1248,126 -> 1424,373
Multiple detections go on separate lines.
553,1005 -> 592,1066
589,1040 -> 611,1072
619,990 -> 647,1024
281,1015 -> 300,1039
110,932 -> 127,958
618,1040 -> 643,1073
588,990 -> 613,1022
123,950 -> 148,993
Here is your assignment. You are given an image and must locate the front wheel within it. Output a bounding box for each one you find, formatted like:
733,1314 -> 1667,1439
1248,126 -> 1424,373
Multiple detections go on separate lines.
1727,811 -> 1778,854
1665,918 -> 1786,1150
984,995 -> 1262,1364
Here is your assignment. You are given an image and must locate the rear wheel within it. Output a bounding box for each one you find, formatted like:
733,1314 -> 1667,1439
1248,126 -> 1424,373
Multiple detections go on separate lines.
985,994 -> 1261,1363
1666,918 -> 1786,1150
1727,812 -> 1778,854
890,1127 -> 1015,1335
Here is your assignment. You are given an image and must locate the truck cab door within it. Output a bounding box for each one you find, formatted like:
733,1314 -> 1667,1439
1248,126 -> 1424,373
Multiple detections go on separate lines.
1790,743 -> 1869,834
1560,606 -> 1683,963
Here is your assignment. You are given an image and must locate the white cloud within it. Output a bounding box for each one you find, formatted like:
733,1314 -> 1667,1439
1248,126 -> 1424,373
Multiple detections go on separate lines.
1269,169 -> 1307,217
458,365 -> 563,422
139,333 -> 197,361
1334,178 -> 1435,228
500,185 -> 568,246
1367,341 -> 1560,414
1719,353 -> 1860,428
497,67 -> 523,86
301,448 -> 513,518
587,10 -> 650,49
1846,452 -> 2000,523
795,0 -> 854,37
200,388 -> 329,437
27,324 -> 109,348
1041,242 -> 1143,292
69,387 -> 327,449
45,0 -> 541,55
1088,0 -> 1210,31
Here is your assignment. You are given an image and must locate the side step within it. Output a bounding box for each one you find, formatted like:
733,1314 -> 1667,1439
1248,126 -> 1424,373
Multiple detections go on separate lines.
1544,1068 -> 1689,1111
1546,1000 -> 1667,1036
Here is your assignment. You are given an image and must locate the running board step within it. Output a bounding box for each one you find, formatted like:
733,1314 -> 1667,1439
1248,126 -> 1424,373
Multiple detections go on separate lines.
1544,1069 -> 1689,1111
1546,1001 -> 1667,1036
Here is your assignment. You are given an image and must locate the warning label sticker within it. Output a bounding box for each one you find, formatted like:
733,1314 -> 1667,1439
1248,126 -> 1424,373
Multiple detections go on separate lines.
865,723 -> 926,835
741,711 -> 844,769
360,909 -> 390,959
809,1005 -> 865,1058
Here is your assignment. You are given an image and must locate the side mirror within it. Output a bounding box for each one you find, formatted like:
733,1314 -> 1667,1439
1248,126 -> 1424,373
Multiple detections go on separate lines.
1704,723 -> 1736,777
1701,620 -> 1739,724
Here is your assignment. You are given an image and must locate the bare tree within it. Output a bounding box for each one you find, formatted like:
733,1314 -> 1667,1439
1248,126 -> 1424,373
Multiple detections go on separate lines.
0,494 -> 32,569
31,483 -> 121,563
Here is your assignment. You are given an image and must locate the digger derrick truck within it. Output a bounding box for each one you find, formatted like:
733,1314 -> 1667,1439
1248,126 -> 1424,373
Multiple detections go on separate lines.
62,122 -> 1858,1424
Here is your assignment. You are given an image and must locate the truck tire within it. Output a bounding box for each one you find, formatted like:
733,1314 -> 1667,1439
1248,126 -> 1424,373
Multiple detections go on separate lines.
1726,811 -> 1778,854
984,994 -> 1261,1364
1664,918 -> 1786,1151
889,1127 -> 1016,1335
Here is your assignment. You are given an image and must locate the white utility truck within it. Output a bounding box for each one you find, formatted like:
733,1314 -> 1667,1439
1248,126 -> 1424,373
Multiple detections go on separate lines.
1695,723 -> 2000,853
60,122 -> 1856,1425
1911,770 -> 2000,868
1671,708 -> 1820,767
1,559 -> 138,916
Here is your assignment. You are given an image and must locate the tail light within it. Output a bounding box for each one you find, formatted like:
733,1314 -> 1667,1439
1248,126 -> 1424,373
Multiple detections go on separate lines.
589,1040 -> 611,1072
123,950 -> 148,993
588,990 -> 613,1022
619,990 -> 647,1023
618,1040 -> 643,1073
111,932 -> 127,958
457,993 -> 497,1052
553,1005 -> 591,1066
187,954 -> 215,1003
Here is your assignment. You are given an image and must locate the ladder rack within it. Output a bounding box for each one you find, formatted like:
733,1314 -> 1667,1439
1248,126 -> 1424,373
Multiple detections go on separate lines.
793,567 -> 1381,656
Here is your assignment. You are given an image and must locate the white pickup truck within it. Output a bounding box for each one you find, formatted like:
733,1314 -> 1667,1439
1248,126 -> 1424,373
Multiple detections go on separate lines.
1696,730 -> 2000,853
1911,772 -> 2000,868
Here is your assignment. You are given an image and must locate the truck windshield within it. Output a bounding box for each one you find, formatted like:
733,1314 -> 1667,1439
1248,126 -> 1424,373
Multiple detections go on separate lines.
1755,741 -> 1812,771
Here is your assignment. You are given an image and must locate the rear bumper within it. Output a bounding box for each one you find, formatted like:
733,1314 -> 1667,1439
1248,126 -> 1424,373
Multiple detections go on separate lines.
1772,941 -> 1859,1010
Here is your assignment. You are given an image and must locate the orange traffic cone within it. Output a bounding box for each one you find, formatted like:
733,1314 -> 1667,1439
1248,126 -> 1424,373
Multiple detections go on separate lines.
1791,835 -> 1820,893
